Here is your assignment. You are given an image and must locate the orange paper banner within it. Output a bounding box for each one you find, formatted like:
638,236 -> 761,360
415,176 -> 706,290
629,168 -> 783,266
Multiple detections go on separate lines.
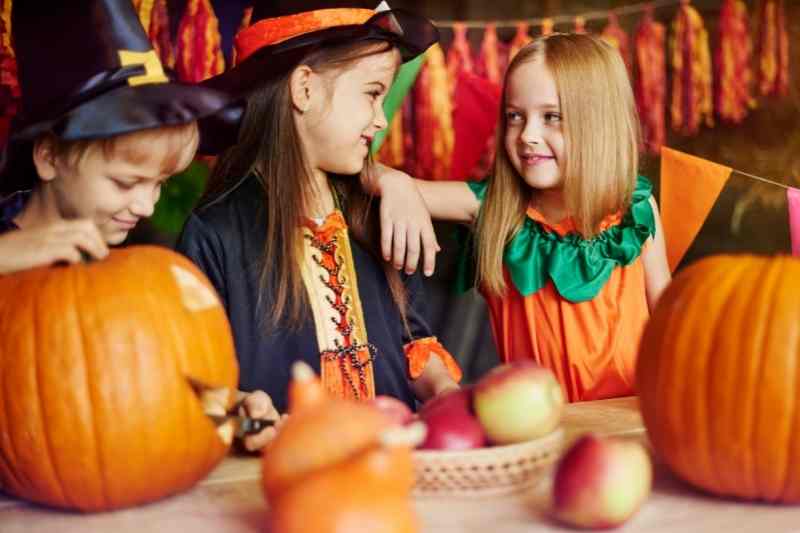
660,147 -> 732,271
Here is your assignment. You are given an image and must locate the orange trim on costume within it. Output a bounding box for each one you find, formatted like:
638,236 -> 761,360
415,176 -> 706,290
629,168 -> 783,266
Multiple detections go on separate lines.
234,8 -> 374,65
525,205 -> 622,238
301,210 -> 376,401
405,337 -> 463,383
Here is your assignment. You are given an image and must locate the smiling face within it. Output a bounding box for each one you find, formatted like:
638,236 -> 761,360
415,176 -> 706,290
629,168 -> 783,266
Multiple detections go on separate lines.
299,46 -> 400,176
34,124 -> 198,244
503,57 -> 565,192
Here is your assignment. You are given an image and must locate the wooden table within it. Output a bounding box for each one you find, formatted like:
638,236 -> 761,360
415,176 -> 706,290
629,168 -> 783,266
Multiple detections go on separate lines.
1,397 -> 796,532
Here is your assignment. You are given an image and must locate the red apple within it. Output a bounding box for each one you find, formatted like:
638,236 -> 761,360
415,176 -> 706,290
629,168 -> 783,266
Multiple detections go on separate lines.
418,388 -> 487,451
368,395 -> 415,426
473,361 -> 564,445
420,410 -> 487,451
552,434 -> 652,529
420,386 -> 474,417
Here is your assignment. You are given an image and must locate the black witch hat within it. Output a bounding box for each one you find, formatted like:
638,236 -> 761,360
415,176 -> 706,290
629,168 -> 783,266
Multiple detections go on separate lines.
0,0 -> 238,194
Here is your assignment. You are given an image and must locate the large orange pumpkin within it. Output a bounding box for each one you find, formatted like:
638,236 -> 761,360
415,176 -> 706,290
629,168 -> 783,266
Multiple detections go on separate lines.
0,245 -> 239,511
263,363 -> 420,533
637,254 -> 800,502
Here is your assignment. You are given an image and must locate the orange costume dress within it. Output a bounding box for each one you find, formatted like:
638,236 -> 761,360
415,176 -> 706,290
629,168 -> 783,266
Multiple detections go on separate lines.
458,176 -> 656,402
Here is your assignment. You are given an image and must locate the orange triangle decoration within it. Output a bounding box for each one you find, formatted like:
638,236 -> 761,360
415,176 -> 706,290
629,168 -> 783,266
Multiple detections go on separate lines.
660,147 -> 732,271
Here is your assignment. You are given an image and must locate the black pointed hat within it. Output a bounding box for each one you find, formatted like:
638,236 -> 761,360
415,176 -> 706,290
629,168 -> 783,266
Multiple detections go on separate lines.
1,0 -> 239,193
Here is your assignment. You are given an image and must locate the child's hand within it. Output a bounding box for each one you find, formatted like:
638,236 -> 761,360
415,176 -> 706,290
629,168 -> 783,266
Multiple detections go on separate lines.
431,378 -> 460,399
0,219 -> 109,274
366,163 -> 440,277
237,390 -> 287,452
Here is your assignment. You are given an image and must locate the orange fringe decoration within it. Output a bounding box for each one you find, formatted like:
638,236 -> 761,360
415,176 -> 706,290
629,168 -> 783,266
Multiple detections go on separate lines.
473,25 -> 505,180
476,24 -> 506,85
231,7 -> 254,66
715,0 -> 754,124
509,23 -> 532,60
413,44 -> 454,180
149,0 -> 175,69
0,0 -> 17,145
176,0 -> 225,83
446,23 -> 474,97
0,0 -> 11,55
541,18 -> 554,36
132,0 -> 155,35
757,0 -> 790,97
404,337 -> 463,383
574,16 -> 586,34
669,0 -> 713,136
601,13 -> 632,76
634,7 -> 667,155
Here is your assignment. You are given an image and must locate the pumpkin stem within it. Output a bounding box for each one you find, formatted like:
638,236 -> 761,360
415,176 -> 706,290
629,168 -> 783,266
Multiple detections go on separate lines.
379,421 -> 427,449
288,361 -> 328,413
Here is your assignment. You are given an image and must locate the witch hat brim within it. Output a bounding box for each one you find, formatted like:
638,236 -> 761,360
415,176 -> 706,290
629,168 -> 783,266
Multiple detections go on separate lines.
205,9 -> 438,98
0,80 -> 239,194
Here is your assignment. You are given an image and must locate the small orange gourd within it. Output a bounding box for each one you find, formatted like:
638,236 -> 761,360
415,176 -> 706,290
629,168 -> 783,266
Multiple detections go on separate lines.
0,246 -> 239,511
637,254 -> 800,502
263,363 -> 421,533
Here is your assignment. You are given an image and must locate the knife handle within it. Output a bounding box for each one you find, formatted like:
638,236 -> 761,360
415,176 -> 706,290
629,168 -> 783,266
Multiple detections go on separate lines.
240,417 -> 276,436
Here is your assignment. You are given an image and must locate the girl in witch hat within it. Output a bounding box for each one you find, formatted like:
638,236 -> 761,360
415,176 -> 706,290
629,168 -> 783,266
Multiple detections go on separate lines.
374,34 -> 672,403
177,1 -> 462,422
0,0 -> 237,274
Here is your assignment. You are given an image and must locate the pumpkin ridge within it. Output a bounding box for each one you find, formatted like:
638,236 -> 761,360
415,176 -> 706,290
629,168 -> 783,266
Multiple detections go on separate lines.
36,275 -> 71,508
779,262 -> 800,499
742,259 -> 774,499
780,268 -> 800,500
74,266 -> 110,510
152,257 -> 196,491
706,258 -> 753,497
658,262 -> 706,486
685,261 -> 722,490
0,308 -> 25,495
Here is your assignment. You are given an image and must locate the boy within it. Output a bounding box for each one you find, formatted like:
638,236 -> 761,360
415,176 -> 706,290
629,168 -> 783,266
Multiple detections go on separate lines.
0,0 -> 232,274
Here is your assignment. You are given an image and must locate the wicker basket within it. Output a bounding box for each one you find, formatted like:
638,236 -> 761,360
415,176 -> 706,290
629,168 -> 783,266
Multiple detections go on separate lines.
412,427 -> 565,497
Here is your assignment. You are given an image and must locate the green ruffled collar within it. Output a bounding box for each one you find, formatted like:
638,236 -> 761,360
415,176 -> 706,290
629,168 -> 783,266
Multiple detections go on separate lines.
456,175 -> 656,302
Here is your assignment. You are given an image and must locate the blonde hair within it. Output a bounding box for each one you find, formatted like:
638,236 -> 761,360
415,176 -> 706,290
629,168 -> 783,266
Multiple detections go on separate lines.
477,33 -> 641,295
47,122 -> 200,177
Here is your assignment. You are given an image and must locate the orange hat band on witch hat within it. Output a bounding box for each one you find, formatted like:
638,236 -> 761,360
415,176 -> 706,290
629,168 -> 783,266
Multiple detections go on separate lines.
234,8 -> 375,66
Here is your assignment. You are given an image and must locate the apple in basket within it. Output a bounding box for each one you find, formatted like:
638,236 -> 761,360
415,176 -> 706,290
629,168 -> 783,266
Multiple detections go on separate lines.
473,361 -> 564,445
368,395 -> 415,426
552,434 -> 652,529
418,387 -> 487,451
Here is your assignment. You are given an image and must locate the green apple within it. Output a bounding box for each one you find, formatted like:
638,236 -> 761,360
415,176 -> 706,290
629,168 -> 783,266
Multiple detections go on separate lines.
473,361 -> 564,445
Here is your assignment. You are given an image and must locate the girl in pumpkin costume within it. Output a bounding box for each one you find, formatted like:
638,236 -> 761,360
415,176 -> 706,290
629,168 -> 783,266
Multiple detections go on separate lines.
376,34 -> 672,402
177,1 -> 462,415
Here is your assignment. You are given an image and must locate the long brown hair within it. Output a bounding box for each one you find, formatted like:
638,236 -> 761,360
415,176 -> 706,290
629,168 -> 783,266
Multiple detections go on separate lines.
477,33 -> 641,295
206,41 -> 408,330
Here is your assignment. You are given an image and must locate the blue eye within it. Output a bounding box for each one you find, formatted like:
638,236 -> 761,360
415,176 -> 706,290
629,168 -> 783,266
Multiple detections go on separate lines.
506,111 -> 523,122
